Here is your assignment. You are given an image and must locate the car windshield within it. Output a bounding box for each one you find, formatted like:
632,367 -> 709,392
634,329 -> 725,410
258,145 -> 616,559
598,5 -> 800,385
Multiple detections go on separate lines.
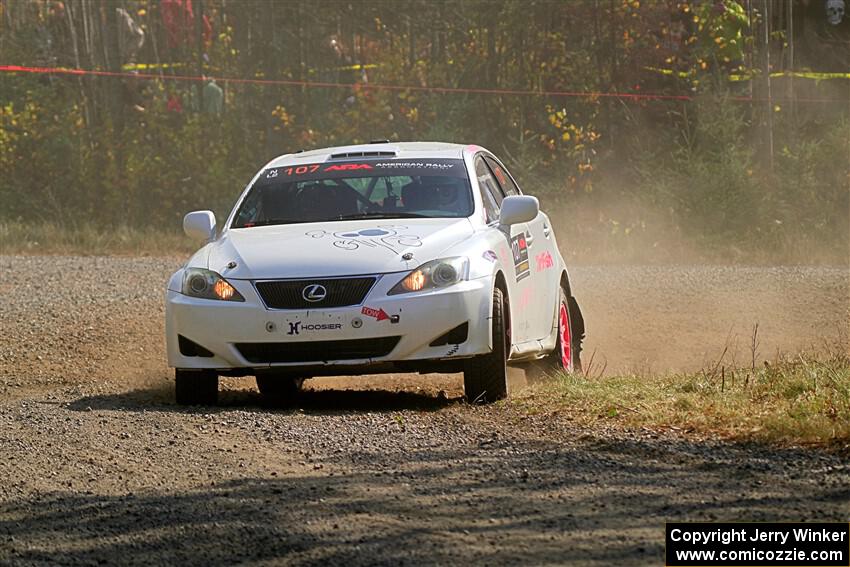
231,158 -> 473,228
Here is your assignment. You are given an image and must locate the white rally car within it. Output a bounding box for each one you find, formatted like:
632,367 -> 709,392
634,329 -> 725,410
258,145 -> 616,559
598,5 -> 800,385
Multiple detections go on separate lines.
166,142 -> 584,404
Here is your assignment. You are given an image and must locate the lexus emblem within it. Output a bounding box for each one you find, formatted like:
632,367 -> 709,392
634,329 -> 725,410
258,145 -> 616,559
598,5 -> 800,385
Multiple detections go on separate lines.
302,284 -> 327,302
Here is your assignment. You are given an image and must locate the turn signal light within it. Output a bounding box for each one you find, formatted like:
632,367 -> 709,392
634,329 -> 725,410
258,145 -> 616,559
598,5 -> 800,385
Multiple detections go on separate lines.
182,268 -> 245,301
401,269 -> 427,292
213,279 -> 237,300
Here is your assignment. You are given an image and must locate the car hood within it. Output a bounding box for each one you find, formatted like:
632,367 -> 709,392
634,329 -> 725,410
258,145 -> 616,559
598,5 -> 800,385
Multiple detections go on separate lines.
206,218 -> 474,279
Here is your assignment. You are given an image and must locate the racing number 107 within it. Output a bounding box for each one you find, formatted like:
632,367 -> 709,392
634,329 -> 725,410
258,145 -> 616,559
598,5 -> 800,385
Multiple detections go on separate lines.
284,165 -> 321,176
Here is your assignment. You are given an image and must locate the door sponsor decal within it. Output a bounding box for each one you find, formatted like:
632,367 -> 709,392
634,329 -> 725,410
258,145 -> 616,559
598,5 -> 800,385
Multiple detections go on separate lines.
306,225 -> 422,256
510,234 -> 531,282
286,322 -> 343,335
535,251 -> 553,271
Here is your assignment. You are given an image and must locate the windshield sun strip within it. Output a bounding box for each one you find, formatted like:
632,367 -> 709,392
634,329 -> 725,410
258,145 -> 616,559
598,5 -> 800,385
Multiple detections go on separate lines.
230,158 -> 473,229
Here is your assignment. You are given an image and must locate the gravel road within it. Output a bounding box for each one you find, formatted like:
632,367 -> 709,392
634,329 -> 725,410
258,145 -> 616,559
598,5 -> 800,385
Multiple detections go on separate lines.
0,256 -> 847,566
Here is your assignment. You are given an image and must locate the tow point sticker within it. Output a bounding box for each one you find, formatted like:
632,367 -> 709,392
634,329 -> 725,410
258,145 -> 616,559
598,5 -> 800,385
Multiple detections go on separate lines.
361,306 -> 390,321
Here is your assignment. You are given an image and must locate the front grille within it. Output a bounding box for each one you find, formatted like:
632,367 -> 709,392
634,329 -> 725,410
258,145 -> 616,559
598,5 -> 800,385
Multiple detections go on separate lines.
236,337 -> 401,364
255,277 -> 376,309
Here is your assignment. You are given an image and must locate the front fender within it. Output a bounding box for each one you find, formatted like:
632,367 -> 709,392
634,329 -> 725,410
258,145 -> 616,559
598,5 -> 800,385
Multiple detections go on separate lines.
167,268 -> 184,293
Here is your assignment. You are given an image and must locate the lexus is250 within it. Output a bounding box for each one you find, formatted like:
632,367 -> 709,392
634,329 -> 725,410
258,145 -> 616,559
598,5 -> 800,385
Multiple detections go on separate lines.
166,141 -> 584,404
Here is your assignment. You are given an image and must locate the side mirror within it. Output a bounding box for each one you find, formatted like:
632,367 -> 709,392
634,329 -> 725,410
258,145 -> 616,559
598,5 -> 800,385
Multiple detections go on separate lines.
183,210 -> 216,241
499,195 -> 539,226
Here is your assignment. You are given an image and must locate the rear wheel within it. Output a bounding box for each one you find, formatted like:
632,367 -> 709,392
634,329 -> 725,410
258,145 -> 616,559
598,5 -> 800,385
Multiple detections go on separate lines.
175,369 -> 219,406
540,287 -> 583,374
256,374 -> 305,406
463,287 -> 509,403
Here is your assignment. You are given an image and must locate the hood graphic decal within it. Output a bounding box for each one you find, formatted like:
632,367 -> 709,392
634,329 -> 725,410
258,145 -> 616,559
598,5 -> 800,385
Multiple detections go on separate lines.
209,218 -> 471,279
306,225 -> 422,256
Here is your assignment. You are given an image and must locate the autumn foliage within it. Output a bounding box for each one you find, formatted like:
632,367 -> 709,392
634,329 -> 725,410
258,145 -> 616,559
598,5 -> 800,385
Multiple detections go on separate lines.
0,1 -> 847,261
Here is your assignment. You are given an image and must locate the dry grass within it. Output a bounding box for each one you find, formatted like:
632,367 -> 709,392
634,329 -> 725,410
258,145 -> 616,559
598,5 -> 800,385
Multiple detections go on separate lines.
0,221 -> 195,256
514,352 -> 850,448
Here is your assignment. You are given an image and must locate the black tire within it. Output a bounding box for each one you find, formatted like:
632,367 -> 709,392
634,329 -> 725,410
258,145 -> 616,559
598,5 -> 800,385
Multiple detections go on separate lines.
175,369 -> 219,406
567,294 -> 585,372
464,287 -> 509,403
256,374 -> 305,406
538,287 -> 583,375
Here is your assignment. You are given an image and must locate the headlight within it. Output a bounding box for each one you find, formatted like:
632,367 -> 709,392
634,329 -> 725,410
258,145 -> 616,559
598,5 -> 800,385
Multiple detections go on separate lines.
388,257 -> 469,295
181,268 -> 245,301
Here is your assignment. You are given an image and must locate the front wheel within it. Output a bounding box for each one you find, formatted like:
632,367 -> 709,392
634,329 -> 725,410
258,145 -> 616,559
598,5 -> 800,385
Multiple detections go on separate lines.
175,369 -> 219,405
463,287 -> 509,404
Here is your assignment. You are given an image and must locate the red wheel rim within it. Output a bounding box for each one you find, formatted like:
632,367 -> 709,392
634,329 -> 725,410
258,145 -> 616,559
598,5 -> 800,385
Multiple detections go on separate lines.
559,302 -> 572,371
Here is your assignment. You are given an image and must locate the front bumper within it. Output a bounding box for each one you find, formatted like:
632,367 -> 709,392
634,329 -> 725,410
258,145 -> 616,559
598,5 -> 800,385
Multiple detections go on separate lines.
166,273 -> 493,371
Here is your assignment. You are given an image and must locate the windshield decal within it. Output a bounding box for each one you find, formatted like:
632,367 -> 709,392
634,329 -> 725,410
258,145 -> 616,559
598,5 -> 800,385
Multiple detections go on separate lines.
374,161 -> 455,170
306,225 -> 422,255
324,163 -> 373,171
260,158 -> 464,183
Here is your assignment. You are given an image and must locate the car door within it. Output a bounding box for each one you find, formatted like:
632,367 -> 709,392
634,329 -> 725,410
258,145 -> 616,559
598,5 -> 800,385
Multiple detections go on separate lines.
474,156 -> 535,345
484,156 -> 558,343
